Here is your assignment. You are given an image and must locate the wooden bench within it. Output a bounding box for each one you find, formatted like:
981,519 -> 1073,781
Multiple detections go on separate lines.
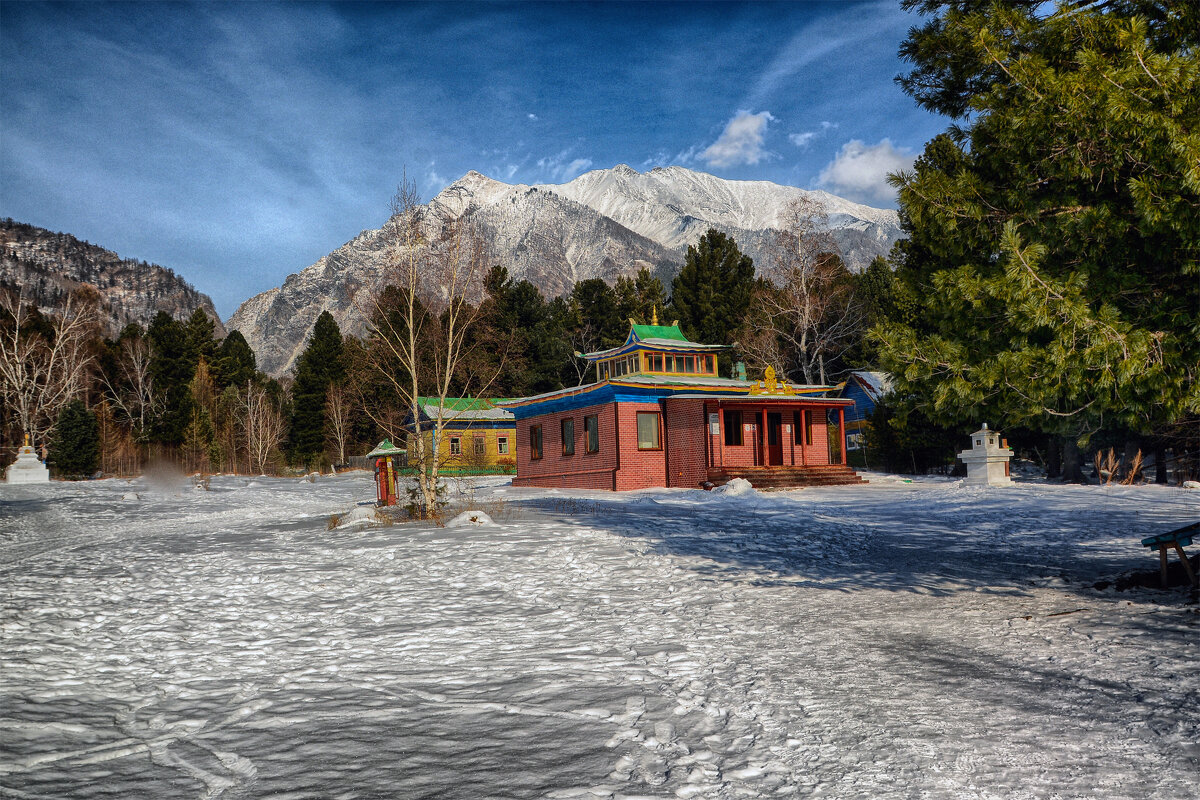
1141,522 -> 1199,589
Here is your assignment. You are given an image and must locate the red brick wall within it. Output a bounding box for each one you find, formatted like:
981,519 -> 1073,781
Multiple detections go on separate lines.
706,404 -> 835,469
613,402 -> 668,491
513,401 -> 619,489
664,399 -> 708,488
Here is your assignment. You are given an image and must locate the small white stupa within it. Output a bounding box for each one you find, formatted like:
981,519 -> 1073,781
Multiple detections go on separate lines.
957,423 -> 1014,486
6,435 -> 50,484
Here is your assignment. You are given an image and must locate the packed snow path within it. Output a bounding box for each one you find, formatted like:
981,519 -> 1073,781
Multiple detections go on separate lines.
1,473 -> 1197,799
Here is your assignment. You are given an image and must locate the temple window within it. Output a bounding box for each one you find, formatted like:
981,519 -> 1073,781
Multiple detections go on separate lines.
473,436 -> 486,455
585,415 -> 599,453
530,425 -> 543,460
636,412 -> 661,450
450,437 -> 462,455
561,418 -> 575,456
705,355 -> 714,374
724,411 -> 743,445
497,436 -> 509,454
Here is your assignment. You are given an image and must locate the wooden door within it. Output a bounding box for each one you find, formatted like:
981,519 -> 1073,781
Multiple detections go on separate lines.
767,412 -> 783,466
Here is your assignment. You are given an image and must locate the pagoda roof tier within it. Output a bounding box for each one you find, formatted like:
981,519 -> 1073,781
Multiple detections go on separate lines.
578,321 -> 731,363
497,374 -> 849,420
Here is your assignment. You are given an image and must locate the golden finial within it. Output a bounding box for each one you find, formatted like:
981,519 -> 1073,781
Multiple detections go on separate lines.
651,306 -> 659,326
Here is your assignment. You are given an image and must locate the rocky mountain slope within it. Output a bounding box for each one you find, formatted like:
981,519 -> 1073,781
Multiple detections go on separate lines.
230,166 -> 903,376
1,219 -> 225,338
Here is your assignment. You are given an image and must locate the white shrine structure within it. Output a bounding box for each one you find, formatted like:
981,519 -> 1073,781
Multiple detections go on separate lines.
957,423 -> 1014,486
6,435 -> 50,484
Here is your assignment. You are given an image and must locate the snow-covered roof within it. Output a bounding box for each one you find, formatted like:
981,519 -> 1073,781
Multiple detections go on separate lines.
849,371 -> 893,401
416,397 -> 515,422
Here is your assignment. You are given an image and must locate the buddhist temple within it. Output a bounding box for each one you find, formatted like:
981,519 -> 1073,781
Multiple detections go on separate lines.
498,318 -> 864,491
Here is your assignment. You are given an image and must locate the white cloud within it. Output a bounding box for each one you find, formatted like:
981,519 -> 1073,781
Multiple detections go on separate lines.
817,138 -> 915,204
537,151 -> 594,183
700,110 -> 775,168
788,131 -> 817,148
527,113 -> 538,121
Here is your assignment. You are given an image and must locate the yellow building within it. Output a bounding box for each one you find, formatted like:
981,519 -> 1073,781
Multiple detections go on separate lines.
409,397 -> 517,475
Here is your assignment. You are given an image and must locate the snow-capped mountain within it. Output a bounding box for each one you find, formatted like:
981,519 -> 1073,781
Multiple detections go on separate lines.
1,219 -> 225,338
229,166 -> 903,376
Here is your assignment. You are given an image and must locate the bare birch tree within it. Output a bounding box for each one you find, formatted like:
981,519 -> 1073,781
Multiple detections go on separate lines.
0,288 -> 99,453
358,177 -> 498,517
237,380 -> 286,475
741,198 -> 863,385
98,333 -> 161,443
324,382 -> 352,466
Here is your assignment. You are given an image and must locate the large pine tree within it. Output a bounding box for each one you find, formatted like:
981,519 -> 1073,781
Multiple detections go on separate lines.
670,229 -> 755,353
873,2 -> 1199,465
289,311 -> 346,467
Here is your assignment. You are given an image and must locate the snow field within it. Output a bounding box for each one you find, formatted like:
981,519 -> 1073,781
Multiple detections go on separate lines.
0,472 -> 1197,798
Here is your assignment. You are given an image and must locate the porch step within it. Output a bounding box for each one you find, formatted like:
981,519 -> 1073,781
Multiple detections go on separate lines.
707,465 -> 867,489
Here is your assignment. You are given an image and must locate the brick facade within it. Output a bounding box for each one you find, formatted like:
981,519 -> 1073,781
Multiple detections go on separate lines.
513,401 -> 620,489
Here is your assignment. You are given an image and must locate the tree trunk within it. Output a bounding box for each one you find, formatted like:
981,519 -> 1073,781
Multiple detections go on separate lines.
1154,447 -> 1168,484
1122,438 -> 1141,482
1062,436 -> 1085,483
1046,436 -> 1062,479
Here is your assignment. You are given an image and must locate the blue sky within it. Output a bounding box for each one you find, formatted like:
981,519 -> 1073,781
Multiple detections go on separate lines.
1,1 -> 946,319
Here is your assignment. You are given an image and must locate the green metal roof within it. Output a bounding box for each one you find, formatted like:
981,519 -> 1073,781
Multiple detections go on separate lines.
415,397 -> 512,411
366,438 -> 407,457
630,323 -> 689,342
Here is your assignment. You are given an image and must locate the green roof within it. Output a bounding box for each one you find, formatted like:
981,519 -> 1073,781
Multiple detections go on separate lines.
415,397 -> 512,411
630,323 -> 689,342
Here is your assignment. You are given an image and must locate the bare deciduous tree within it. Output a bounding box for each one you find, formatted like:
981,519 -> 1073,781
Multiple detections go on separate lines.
0,288 -> 99,453
358,177 -> 499,517
324,382 -> 352,466
237,381 -> 286,475
98,333 -> 161,443
741,198 -> 863,385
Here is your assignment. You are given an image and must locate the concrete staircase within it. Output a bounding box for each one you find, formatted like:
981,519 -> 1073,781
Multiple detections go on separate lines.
708,464 -> 867,489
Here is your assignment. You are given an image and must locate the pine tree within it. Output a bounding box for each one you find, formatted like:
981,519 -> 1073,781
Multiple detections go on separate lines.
289,311 -> 345,467
49,399 -> 98,478
147,312 -> 194,446
873,2 -> 1200,467
671,229 -> 755,374
215,330 -> 257,389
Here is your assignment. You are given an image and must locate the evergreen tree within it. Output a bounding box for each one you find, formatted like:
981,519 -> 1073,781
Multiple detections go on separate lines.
614,268 -> 668,326
216,330 -> 257,389
49,399 -> 98,478
569,278 -> 625,352
185,308 -> 218,369
289,311 -> 346,467
671,229 -> 755,374
147,311 -> 194,446
873,2 -> 1200,472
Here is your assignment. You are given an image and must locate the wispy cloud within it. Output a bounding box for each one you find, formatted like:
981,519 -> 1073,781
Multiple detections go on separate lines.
817,138 -> 915,204
537,150 -> 594,182
789,131 -> 817,148
700,110 -> 775,168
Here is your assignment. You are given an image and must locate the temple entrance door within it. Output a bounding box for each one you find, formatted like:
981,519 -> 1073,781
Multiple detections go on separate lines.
766,412 -> 783,466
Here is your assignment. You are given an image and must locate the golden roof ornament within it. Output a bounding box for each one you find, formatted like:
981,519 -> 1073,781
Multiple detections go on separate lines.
651,306 -> 659,325
749,365 -> 796,395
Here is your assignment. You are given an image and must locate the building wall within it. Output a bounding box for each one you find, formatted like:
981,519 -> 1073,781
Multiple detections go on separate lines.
707,405 -> 835,469
512,400 -> 670,490
513,401 -> 619,489
421,425 -> 517,472
664,399 -> 708,488
613,402 -> 668,491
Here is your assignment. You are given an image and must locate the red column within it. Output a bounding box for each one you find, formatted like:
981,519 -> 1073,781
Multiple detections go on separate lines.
717,405 -> 725,469
838,407 -> 846,465
800,409 -> 807,466
760,407 -> 768,466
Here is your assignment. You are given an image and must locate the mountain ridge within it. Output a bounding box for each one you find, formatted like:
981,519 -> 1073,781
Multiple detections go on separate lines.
229,165 -> 904,376
1,218 -> 226,338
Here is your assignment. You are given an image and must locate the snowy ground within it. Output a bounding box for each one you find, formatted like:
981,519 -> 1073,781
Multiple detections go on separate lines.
1,470 -> 1197,799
